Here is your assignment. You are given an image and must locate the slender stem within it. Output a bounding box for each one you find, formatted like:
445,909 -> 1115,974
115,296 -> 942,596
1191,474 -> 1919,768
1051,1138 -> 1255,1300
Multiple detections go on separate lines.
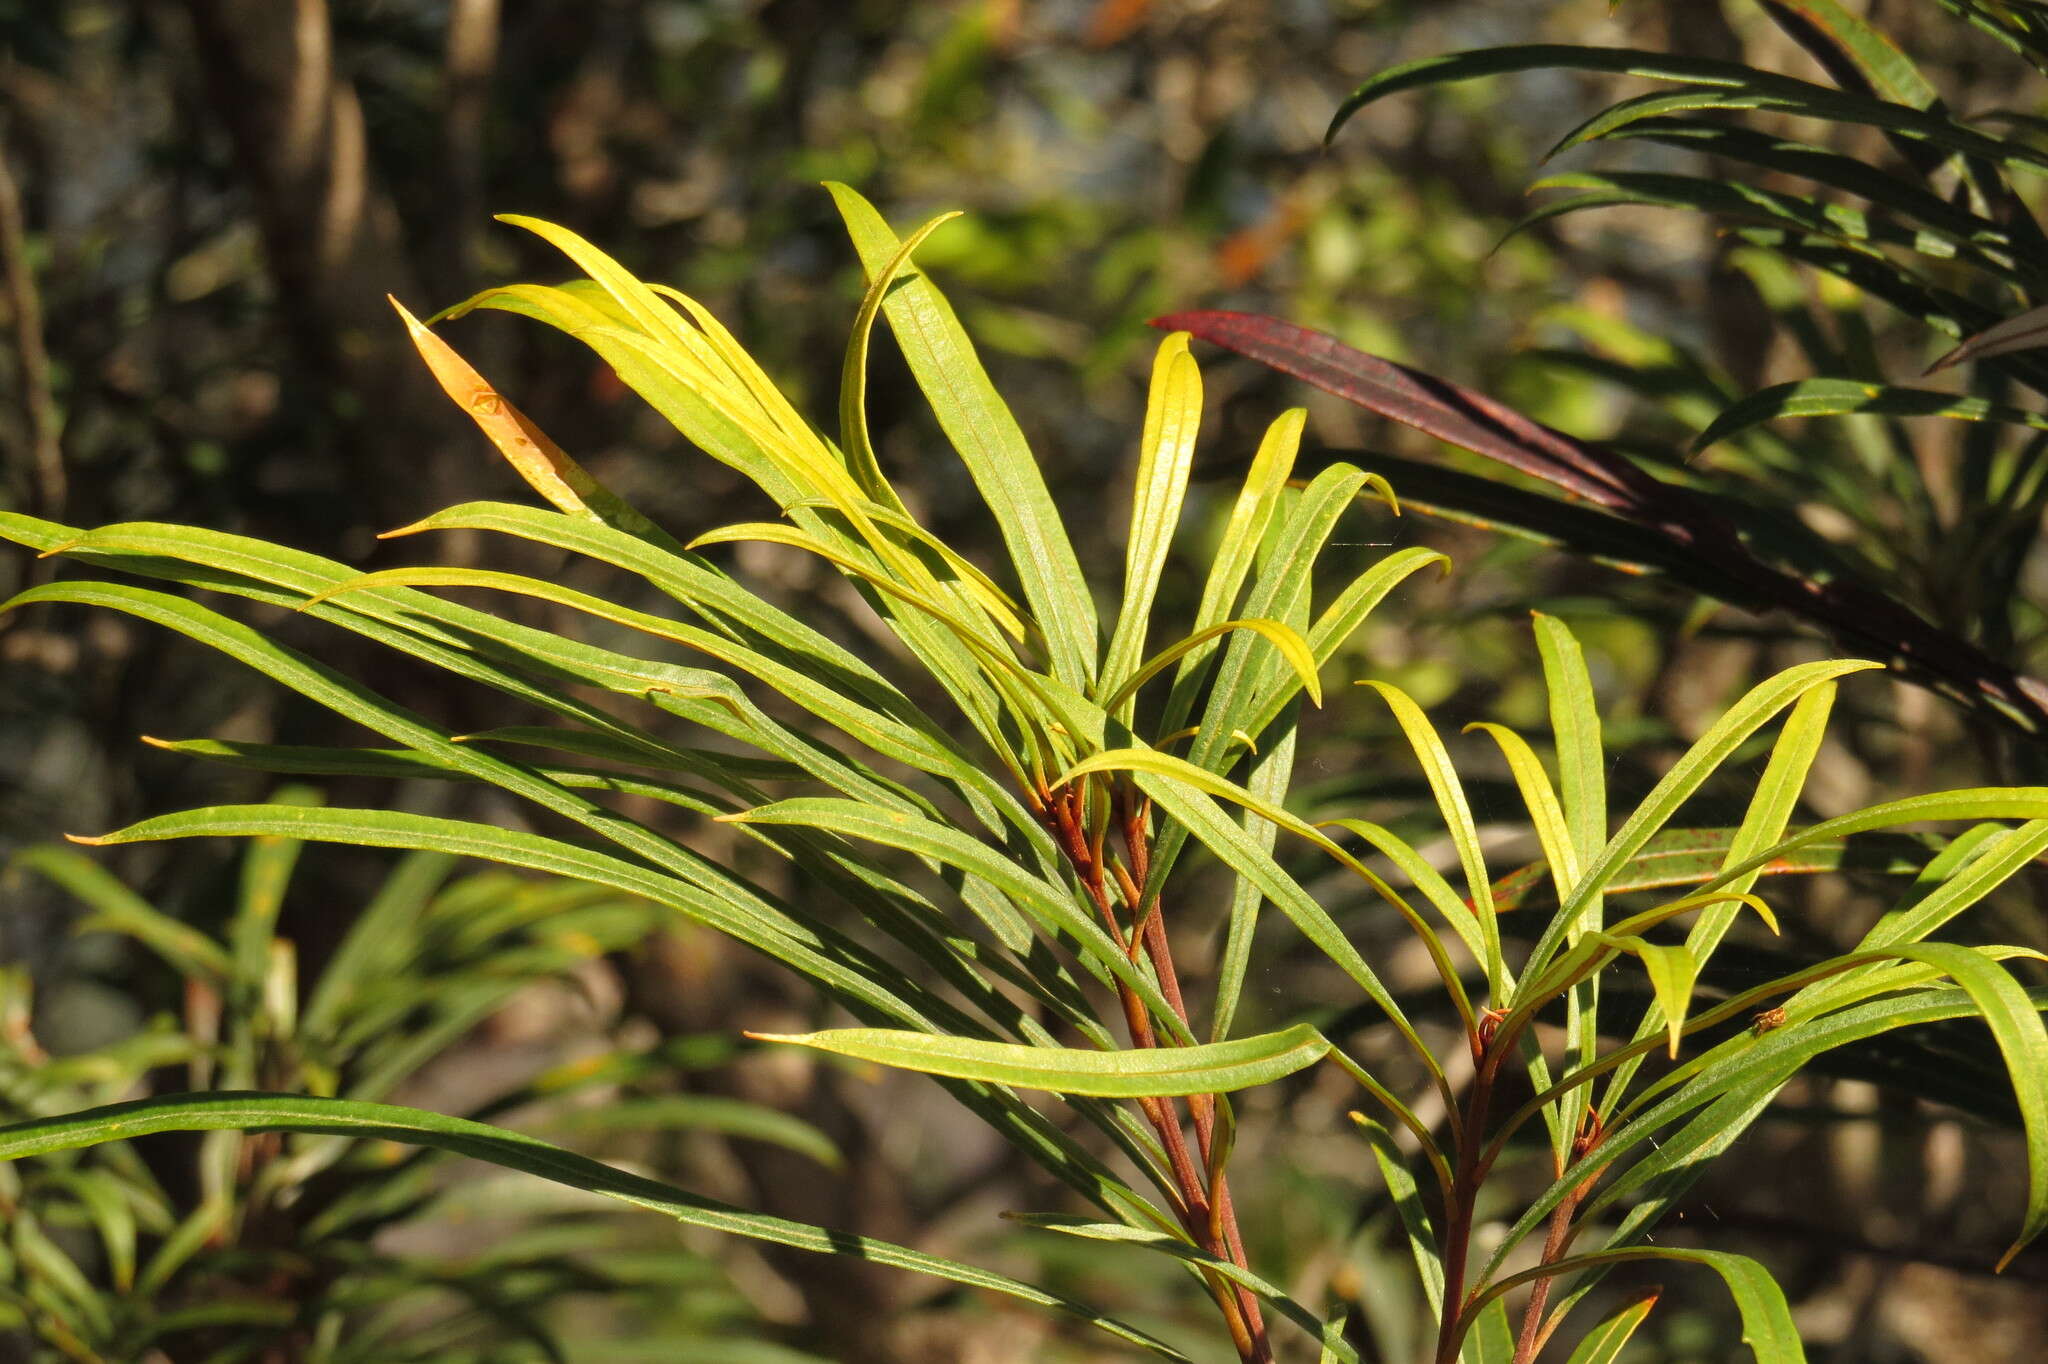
1434,1020 -> 1509,1364
1047,783 -> 1271,1364
1117,788 -> 1267,1353
1510,1155 -> 1591,1364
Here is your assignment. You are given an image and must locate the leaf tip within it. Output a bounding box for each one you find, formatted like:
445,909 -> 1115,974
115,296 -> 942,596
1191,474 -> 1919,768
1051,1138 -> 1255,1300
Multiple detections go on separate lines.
63,833 -> 109,847
387,295 -> 427,334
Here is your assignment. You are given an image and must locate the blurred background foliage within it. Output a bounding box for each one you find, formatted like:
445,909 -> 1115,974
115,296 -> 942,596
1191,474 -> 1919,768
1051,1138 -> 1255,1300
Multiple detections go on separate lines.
2,0 -> 2047,1360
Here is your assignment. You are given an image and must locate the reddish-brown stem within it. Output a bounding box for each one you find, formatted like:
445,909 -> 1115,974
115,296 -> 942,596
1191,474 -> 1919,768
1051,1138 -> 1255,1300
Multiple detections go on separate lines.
1434,1021 -> 1515,1364
1113,791 -> 1263,1330
1510,1178 -> 1584,1361
1046,785 -> 1271,1364
1511,1113 -> 1609,1362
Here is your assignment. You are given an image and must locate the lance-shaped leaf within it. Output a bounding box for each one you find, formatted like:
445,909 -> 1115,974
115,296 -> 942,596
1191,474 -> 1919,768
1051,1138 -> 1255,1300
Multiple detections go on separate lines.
750,1023 -> 1330,1098
1363,681 -> 1505,996
1929,302 -> 2048,372
1695,378 -> 2048,451
828,183 -> 1100,691
1464,1248 -> 1801,1363
1512,171 -> 2002,277
1524,659 -> 1881,978
1154,315 -> 2048,738
1560,1288 -> 1659,1364
1005,1214 -> 1355,1360
392,297 -> 676,548
840,210 -> 962,512
1595,934 -> 1699,1057
9,846 -> 233,985
0,1094 -> 1187,1361
1350,1113 -> 1445,1316
1488,827 -> 1944,914
1160,406 -> 1304,736
1106,618 -> 1321,716
1103,332 -> 1203,720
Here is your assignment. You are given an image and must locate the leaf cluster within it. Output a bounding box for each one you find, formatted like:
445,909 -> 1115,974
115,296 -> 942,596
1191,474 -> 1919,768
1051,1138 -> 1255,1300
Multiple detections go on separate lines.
0,185 -> 2044,1361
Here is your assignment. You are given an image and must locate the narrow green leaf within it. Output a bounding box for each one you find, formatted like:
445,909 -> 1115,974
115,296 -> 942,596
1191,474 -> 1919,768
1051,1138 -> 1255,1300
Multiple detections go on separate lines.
1858,820 -> 2048,954
752,1023 -> 1329,1098
1526,659 -> 1882,979
1763,0 -> 1939,106
840,211 -> 963,511
1159,407 -> 1305,738
1695,378 -> 2048,451
1467,1249 -> 1800,1363
549,1095 -> 842,1169
723,796 -> 1192,1043
1005,1213 -> 1356,1360
1468,722 -> 1577,905
1210,704 -> 1297,1043
1561,1288 -> 1659,1364
827,182 -> 1099,690
1882,944 -> 2048,1269
8,846 -> 233,984
1350,1113 -> 1444,1316
1361,681 -> 1505,996
231,785 -> 321,992
46,1170 -> 138,1292
0,1094 -> 1188,1361
1467,1299 -> 1516,1364
1108,618 -> 1321,716
1596,934 -> 1698,1057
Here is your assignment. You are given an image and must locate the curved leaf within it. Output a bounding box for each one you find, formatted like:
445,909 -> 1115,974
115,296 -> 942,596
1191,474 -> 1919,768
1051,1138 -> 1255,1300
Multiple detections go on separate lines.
1466,1248 -> 1800,1363
1695,378 -> 2048,451
1561,1287 -> 1659,1364
827,183 -> 1099,690
751,1024 -> 1329,1098
0,1094 -> 1187,1361
1005,1213 -> 1357,1360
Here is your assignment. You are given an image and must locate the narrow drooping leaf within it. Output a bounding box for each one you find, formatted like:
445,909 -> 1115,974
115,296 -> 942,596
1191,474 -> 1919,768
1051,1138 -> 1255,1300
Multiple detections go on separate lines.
1005,1214 -> 1355,1359
1466,1248 -> 1802,1363
0,1094 -> 1188,1361
1695,378 -> 2048,451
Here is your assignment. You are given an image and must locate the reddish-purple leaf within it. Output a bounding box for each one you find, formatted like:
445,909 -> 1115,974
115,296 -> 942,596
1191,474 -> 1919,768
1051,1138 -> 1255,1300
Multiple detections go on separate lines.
1155,308 -> 2048,739
1156,311 -> 1665,511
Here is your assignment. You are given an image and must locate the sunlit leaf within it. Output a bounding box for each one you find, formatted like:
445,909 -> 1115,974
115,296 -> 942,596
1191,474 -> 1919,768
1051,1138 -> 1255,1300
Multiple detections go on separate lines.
750,1024 -> 1329,1097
